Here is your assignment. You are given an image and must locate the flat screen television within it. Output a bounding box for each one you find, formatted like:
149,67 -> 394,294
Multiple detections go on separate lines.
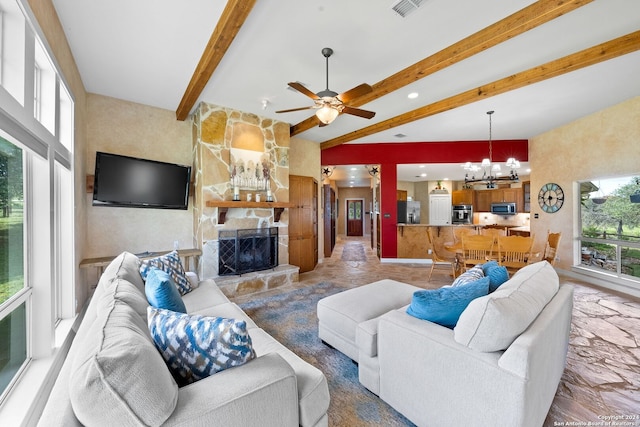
92,152 -> 191,209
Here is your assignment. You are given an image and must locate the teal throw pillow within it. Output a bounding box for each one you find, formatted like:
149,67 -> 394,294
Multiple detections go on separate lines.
406,277 -> 490,328
482,261 -> 510,292
145,268 -> 187,313
452,265 -> 484,287
140,250 -> 192,295
148,307 -> 256,386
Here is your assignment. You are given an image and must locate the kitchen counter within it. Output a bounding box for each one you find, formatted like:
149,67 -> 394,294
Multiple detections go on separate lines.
508,226 -> 531,237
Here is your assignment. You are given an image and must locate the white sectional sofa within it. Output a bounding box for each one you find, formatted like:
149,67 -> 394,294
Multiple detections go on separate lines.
318,261 -> 573,427
369,261 -> 574,427
39,251 -> 330,427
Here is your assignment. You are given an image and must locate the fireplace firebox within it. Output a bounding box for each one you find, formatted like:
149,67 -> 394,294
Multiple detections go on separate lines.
218,227 -> 278,276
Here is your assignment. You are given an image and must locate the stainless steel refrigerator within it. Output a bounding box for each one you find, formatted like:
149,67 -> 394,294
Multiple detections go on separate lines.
397,201 -> 421,224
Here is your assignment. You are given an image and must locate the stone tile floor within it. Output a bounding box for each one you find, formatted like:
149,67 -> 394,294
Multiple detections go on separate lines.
233,235 -> 640,426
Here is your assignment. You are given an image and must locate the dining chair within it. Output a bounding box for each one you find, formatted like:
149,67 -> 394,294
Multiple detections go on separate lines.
497,235 -> 534,272
453,226 -> 477,244
460,234 -> 494,271
427,227 -> 457,281
480,227 -> 507,242
543,231 -> 562,265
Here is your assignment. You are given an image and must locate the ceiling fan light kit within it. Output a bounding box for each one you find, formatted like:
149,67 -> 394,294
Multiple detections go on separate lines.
276,47 -> 376,126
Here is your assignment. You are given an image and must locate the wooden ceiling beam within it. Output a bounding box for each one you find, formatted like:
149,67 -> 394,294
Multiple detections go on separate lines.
175,0 -> 256,121
320,30 -> 640,150
291,0 -> 592,136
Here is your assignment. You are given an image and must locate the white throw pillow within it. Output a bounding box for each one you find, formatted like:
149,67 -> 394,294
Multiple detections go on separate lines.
453,261 -> 559,352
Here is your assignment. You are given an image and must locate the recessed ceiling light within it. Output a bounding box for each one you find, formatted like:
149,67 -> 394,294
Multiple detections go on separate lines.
350,167 -> 357,171
419,165 -> 425,168
420,173 -> 427,177
408,92 -> 419,99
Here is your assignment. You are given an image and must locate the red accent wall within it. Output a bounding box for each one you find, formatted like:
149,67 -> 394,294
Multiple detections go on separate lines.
321,140 -> 528,258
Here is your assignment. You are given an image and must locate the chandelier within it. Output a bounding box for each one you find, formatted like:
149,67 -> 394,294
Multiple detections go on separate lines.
464,110 -> 519,189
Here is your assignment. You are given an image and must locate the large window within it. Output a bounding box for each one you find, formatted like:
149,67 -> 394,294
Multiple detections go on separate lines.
0,136 -> 25,396
579,175 -> 640,285
0,0 -> 75,414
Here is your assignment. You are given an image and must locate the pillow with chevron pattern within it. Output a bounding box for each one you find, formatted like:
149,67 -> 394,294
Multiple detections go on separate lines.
147,307 -> 256,386
139,250 -> 191,295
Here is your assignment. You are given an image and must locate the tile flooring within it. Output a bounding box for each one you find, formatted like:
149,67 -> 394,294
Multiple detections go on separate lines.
233,235 -> 640,426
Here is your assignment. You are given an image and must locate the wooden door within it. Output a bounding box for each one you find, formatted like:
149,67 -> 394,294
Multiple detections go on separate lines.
323,185 -> 336,257
346,199 -> 363,236
289,175 -> 318,273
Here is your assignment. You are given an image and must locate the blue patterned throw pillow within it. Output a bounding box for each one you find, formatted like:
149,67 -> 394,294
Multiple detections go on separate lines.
148,307 -> 256,386
140,251 -> 191,295
145,268 -> 187,313
406,277 -> 490,328
451,265 -> 484,287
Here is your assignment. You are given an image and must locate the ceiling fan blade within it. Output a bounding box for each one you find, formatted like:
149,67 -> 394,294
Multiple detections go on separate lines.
337,83 -> 373,104
342,106 -> 376,119
287,82 -> 319,100
275,106 -> 315,113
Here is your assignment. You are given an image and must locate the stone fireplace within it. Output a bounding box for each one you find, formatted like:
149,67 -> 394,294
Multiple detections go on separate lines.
191,102 -> 297,296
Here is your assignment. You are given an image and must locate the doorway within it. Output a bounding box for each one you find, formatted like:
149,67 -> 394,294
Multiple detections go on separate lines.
346,199 -> 364,236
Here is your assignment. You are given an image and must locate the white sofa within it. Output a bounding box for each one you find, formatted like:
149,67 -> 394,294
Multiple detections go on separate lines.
39,252 -> 330,427
358,261 -> 574,427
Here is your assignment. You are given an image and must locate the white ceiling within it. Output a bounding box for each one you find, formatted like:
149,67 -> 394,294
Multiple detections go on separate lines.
51,0 -> 640,182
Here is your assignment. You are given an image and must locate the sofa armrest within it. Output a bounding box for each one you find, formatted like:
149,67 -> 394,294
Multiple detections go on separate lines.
163,352 -> 299,427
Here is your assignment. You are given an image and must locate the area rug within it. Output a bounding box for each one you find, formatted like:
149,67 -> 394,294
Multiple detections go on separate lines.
239,282 -> 414,427
341,242 -> 367,262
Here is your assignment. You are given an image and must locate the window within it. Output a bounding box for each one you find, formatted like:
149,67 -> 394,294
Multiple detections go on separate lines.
579,175 -> 640,286
0,133 -> 25,399
0,0 -> 75,415
0,0 -> 25,104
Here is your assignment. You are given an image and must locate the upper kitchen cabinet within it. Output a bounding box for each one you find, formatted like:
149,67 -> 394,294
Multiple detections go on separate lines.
476,188 -> 524,212
452,189 -> 474,206
397,190 -> 408,201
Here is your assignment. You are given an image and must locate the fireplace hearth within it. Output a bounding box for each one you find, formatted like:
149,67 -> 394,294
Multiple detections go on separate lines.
218,227 -> 278,276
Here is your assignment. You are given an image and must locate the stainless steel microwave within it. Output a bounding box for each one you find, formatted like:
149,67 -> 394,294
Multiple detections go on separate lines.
491,202 -> 517,215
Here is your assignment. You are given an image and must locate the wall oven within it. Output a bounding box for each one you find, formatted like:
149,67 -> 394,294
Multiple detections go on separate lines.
452,204 -> 473,224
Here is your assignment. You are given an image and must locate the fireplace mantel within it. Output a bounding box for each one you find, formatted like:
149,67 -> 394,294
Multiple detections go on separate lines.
205,200 -> 294,224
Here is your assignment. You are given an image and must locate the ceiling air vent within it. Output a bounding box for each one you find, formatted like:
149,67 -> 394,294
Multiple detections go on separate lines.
391,0 -> 426,18
394,133 -> 407,138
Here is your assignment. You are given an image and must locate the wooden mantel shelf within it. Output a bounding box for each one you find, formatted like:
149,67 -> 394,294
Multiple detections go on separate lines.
205,200 -> 294,224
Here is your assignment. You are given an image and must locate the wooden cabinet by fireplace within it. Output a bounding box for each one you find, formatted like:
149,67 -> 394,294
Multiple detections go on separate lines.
289,175 -> 318,273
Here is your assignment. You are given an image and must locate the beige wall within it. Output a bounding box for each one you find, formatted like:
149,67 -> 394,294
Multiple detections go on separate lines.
85,94 -> 193,258
530,96 -> 640,271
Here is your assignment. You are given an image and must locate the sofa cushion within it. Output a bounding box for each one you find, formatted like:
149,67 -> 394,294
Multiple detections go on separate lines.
140,250 -> 192,295
182,279 -> 230,312
69,300 -> 178,426
148,307 -> 256,386
451,265 -> 484,287
454,261 -> 560,352
406,277 -> 490,328
145,267 -> 187,313
481,261 -> 510,292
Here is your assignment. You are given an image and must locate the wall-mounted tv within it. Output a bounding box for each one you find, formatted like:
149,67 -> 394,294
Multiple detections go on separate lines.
92,152 -> 191,210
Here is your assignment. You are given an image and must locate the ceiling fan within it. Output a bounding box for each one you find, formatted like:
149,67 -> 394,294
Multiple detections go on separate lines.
276,47 -> 376,126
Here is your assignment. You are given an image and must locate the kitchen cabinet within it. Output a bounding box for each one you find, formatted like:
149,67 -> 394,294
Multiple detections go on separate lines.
475,190 -> 493,212
289,175 -> 318,273
397,190 -> 408,201
452,189 -> 474,205
523,181 -> 531,212
476,188 -> 523,212
429,193 -> 452,225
